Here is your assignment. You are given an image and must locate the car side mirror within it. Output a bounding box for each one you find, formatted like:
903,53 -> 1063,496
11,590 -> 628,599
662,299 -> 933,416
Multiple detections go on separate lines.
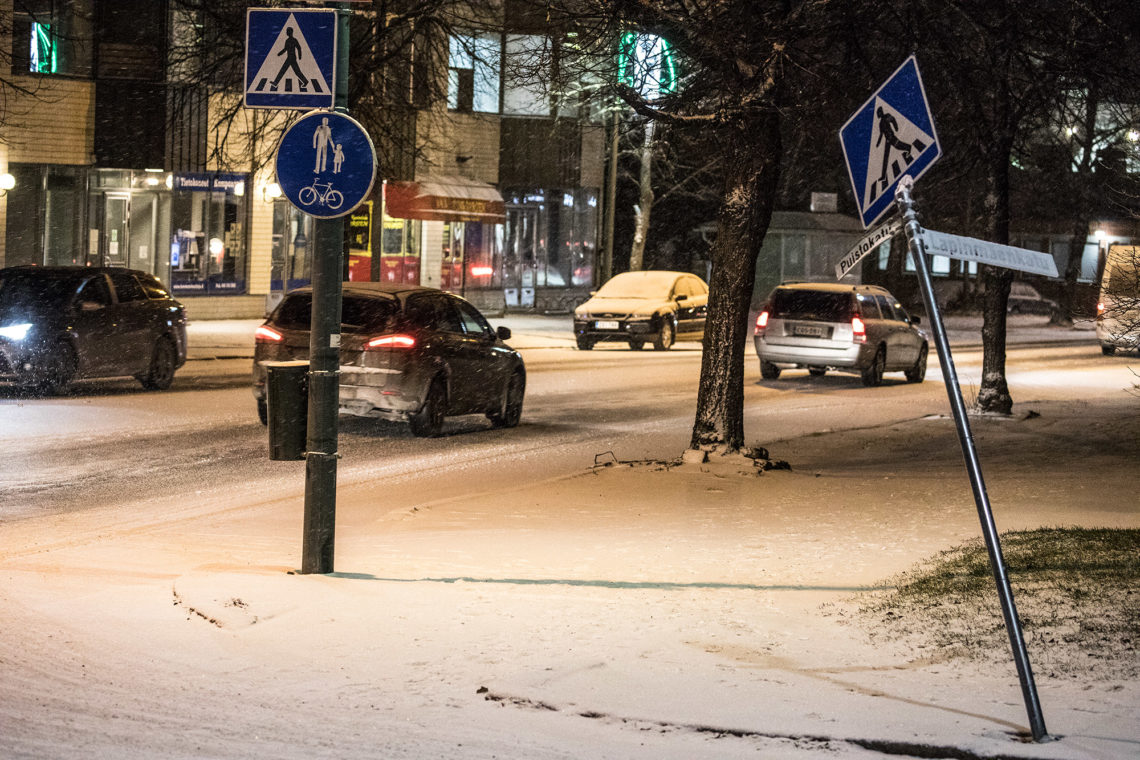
496,326 -> 512,341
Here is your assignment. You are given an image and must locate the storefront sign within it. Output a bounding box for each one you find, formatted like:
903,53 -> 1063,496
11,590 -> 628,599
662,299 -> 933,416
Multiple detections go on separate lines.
385,175 -> 506,224
173,173 -> 248,194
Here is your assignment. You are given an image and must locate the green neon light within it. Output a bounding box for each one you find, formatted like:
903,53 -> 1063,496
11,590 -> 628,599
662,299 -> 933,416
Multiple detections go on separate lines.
617,33 -> 677,96
30,22 -> 57,74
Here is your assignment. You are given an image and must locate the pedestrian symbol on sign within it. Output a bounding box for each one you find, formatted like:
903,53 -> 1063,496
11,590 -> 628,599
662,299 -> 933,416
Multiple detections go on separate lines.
865,99 -> 933,206
839,55 -> 941,228
248,15 -> 329,96
244,9 -> 336,109
276,110 -> 376,220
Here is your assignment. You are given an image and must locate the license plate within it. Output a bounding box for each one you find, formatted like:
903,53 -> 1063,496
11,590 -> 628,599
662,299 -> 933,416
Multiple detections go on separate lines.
595,320 -> 620,330
794,324 -> 827,338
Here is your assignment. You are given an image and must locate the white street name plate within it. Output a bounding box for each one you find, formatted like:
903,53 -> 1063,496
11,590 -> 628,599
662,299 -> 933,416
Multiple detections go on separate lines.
922,229 -> 1059,277
836,219 -> 902,279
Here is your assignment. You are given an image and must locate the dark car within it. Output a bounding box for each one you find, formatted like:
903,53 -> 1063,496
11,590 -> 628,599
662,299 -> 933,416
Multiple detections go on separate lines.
1007,282 -> 1059,316
572,270 -> 709,350
252,283 -> 525,437
0,265 -> 187,394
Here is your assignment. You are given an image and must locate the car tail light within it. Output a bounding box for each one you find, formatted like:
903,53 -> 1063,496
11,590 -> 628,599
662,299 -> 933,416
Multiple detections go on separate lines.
255,325 -> 284,343
755,311 -> 769,335
365,334 -> 416,350
851,316 -> 867,343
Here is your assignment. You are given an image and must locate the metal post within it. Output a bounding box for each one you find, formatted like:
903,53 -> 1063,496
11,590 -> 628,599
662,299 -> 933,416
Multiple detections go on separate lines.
894,177 -> 1048,742
301,5 -> 350,575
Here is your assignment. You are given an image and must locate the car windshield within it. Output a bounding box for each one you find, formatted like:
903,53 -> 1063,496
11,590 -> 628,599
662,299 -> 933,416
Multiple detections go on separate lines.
595,272 -> 677,300
274,293 -> 398,333
0,272 -> 79,313
769,289 -> 853,321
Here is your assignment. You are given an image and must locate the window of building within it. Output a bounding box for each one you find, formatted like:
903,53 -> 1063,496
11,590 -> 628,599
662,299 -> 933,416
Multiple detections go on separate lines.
170,174 -> 248,295
448,32 -> 500,113
503,34 -> 549,116
10,0 -> 94,77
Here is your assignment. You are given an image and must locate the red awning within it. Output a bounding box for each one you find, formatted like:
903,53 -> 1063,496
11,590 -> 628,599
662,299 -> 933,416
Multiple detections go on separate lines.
384,175 -> 506,224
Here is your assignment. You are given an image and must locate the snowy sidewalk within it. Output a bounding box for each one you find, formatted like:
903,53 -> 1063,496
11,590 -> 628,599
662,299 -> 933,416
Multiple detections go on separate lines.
1,397 -> 1136,759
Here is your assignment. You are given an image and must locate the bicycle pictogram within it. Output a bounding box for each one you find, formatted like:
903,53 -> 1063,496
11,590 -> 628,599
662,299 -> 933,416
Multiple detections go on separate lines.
298,180 -> 344,210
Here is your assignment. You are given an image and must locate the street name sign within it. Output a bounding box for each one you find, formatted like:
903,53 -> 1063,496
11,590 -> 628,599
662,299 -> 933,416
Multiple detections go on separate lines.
921,229 -> 1059,277
245,9 -> 336,110
275,110 -> 376,219
836,219 -> 902,279
840,55 -> 941,228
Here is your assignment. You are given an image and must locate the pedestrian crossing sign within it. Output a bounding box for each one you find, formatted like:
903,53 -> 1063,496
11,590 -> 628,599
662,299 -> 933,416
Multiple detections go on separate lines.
244,9 -> 337,110
839,55 -> 941,228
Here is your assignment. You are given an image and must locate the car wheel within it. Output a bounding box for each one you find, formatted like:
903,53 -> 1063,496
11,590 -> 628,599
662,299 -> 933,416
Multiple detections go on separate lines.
760,360 -> 781,380
257,398 -> 268,426
138,336 -> 177,391
628,340 -> 645,350
409,377 -> 446,437
653,317 -> 675,351
861,347 -> 886,387
488,371 -> 525,429
23,343 -> 77,395
1101,344 -> 1117,356
808,367 -> 826,377
575,334 -> 594,350
905,345 -> 928,383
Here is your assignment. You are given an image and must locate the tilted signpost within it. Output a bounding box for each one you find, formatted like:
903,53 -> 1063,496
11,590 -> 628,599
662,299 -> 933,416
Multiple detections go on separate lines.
839,55 -> 1050,743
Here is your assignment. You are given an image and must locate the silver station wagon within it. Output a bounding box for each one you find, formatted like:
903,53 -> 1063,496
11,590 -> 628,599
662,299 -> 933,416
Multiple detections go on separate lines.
754,282 -> 928,386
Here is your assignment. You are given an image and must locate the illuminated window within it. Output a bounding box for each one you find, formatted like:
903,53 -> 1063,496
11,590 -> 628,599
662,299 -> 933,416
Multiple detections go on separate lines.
30,22 -> 57,73
448,33 -> 500,113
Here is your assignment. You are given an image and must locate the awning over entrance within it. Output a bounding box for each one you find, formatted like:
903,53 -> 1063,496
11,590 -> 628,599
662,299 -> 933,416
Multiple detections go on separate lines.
384,175 -> 506,224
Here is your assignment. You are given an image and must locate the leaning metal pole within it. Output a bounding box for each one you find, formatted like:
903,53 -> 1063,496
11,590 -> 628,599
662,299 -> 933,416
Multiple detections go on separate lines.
894,177 -> 1047,742
301,5 -> 351,575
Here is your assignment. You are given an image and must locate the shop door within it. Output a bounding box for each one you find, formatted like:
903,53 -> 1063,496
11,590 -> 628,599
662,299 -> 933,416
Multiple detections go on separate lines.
129,192 -> 158,275
103,194 -> 130,267
503,207 -> 538,308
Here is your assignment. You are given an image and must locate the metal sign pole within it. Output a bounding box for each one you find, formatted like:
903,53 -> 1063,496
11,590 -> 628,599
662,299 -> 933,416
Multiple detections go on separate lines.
301,4 -> 351,575
894,177 -> 1048,742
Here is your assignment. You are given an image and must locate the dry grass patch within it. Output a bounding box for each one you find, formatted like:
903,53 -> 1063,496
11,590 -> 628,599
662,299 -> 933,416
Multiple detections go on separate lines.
854,528 -> 1140,680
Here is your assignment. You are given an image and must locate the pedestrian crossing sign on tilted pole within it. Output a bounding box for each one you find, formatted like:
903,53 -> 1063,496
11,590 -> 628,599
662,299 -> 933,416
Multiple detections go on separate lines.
839,55 -> 941,229
244,9 -> 337,110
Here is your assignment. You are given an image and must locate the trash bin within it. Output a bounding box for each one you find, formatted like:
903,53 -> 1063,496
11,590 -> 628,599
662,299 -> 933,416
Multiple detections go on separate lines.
266,360 -> 309,461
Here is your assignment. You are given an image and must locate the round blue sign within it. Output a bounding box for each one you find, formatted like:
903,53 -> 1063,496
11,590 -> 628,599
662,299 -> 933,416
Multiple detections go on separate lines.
275,110 -> 376,219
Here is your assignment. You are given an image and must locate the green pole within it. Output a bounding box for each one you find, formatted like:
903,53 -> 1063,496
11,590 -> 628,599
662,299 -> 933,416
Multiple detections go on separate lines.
301,4 -> 350,575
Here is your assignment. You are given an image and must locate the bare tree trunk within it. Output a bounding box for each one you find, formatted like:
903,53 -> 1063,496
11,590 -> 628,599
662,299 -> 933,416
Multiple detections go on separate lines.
977,126 -> 1015,415
629,120 -> 655,271
690,114 -> 780,452
1054,83 -> 1098,326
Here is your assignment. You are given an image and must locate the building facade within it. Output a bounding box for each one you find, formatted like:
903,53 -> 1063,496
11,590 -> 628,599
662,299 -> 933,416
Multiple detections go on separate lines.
1,0 -> 605,319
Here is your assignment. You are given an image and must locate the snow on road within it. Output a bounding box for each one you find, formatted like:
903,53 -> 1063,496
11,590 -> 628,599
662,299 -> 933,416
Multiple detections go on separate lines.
1,387 -> 1137,758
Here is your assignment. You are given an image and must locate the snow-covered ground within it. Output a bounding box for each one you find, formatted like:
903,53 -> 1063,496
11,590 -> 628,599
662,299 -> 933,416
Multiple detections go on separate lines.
2,388 -> 1137,758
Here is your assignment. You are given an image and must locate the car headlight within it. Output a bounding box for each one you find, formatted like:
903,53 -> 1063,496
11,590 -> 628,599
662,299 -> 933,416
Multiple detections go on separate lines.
0,323 -> 32,341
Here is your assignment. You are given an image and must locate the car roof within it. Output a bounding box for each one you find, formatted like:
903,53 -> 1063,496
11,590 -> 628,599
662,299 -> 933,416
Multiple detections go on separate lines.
606,270 -> 689,286
285,282 -> 443,299
775,281 -> 891,296
0,265 -> 158,281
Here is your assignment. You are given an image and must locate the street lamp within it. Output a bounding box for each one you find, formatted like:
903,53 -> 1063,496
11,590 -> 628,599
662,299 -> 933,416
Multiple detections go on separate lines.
0,172 -> 15,197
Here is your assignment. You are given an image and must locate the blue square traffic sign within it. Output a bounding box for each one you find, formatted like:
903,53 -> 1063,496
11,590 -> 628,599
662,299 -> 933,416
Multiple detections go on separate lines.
244,9 -> 337,110
839,55 -> 941,228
